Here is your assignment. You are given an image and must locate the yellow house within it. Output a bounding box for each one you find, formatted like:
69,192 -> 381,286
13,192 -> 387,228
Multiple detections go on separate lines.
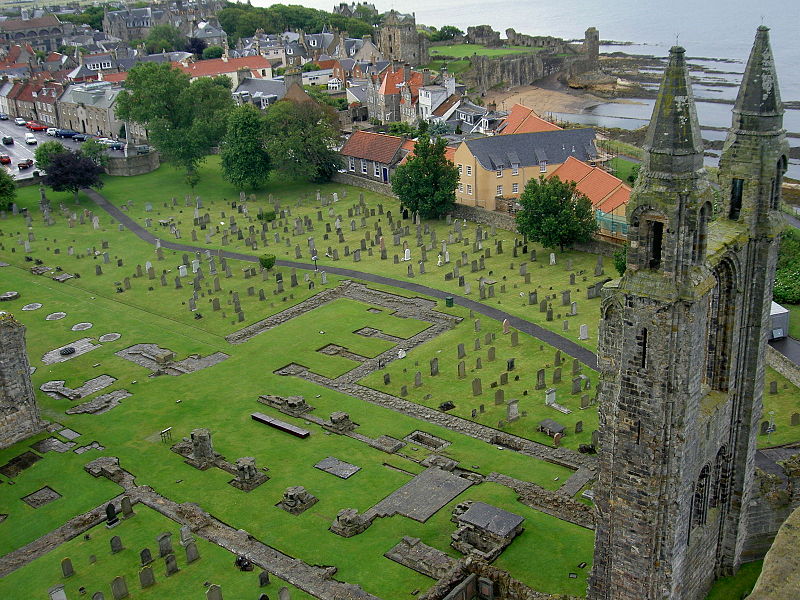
453,129 -> 598,211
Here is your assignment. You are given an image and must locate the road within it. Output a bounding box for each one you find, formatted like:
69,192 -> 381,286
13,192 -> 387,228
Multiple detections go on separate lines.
0,118 -> 123,180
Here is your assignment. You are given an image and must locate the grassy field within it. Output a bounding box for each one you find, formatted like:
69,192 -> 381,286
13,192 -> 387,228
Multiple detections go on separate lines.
607,157 -> 639,185
425,58 -> 472,75
784,302 -> 800,339
429,43 -> 538,58
705,560 -> 762,600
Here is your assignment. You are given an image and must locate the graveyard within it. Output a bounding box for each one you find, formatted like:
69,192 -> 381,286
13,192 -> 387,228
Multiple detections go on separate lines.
0,159 -> 797,599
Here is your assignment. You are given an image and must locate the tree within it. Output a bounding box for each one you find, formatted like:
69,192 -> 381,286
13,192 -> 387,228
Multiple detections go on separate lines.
185,37 -> 207,57
613,246 -> 627,276
429,120 -> 449,136
515,176 -> 598,251
220,104 -> 271,190
34,140 -> 67,170
42,151 -> 104,203
387,121 -> 416,137
430,25 -> 463,41
391,136 -> 459,219
202,45 -> 224,60
0,168 -> 15,211
80,139 -> 109,167
145,24 -> 185,53
116,63 -> 233,185
263,99 -> 341,183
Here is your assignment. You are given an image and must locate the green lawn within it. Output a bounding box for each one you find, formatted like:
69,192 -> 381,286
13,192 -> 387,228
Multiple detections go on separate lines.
784,303 -> 800,340
607,157 -> 639,185
705,560 -> 762,600
761,366 -> 800,447
425,59 -> 472,75
430,43 -> 538,58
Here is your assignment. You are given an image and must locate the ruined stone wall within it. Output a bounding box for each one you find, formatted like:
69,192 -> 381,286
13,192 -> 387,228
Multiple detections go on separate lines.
331,172 -> 398,198
766,345 -> 800,388
505,29 -> 570,52
465,25 -> 501,47
0,314 -> 42,449
450,205 -> 516,231
464,54 -> 565,93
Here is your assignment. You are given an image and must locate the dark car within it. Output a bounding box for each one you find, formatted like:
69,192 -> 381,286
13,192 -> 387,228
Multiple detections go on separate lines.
55,129 -> 78,138
72,133 -> 91,142
108,141 -> 124,150
2,136 -> 13,145
0,113 -> 8,120
17,158 -> 34,170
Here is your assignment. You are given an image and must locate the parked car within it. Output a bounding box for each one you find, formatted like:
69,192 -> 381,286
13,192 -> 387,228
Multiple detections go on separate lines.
25,133 -> 37,144
2,136 -> 13,145
55,129 -> 78,138
73,133 -> 90,142
26,122 -> 46,131
0,154 -> 10,164
18,158 -> 34,169
135,144 -> 151,154
108,141 -> 124,150
14,117 -> 26,126
0,113 -> 8,120
46,127 -> 58,136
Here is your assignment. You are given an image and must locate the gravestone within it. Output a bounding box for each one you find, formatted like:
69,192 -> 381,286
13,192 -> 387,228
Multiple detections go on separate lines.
185,541 -> 200,563
575,421 -> 584,434
792,413 -> 800,426
545,388 -> 556,405
760,420 -> 770,435
457,343 -> 466,359
472,378 -> 482,396
111,535 -> 123,553
139,566 -> 155,588
511,330 -> 519,347
165,553 -> 179,576
769,380 -> 778,394
207,584 -> 223,600
111,576 -> 128,600
457,361 -> 466,379
572,377 -> 582,395
579,324 -> 589,340
495,389 -> 504,405
279,587 -> 291,600
414,371 -> 422,387
106,503 -> 119,528
553,367 -> 562,384
140,548 -> 153,566
430,357 -> 439,376
259,571 -> 271,587
507,400 -> 520,422
157,532 -> 173,557
487,347 -> 496,361
61,557 -> 74,578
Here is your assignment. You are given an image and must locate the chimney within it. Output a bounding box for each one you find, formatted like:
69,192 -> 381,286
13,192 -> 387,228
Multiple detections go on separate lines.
422,67 -> 432,85
444,71 -> 455,96
487,101 -> 496,112
402,62 -> 410,82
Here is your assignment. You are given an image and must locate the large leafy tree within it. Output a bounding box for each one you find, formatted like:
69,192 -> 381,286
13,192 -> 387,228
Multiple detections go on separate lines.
0,168 -> 15,211
145,24 -> 185,53
391,136 -> 459,219
515,175 -> 598,251
220,104 -> 271,190
42,152 -> 104,203
80,139 -> 109,167
34,140 -> 67,170
263,99 -> 341,183
116,63 -> 233,186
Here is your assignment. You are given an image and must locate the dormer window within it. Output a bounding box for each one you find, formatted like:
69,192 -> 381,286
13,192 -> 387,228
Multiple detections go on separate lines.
539,161 -> 547,173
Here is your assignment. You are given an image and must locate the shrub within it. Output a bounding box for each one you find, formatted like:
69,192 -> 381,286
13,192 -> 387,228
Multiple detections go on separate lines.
613,246 -> 627,276
259,254 -> 276,270
257,209 -> 276,222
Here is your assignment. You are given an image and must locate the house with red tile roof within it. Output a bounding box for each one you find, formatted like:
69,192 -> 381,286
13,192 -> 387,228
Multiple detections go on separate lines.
547,156 -> 630,241
173,55 -> 272,87
339,130 -> 408,183
366,63 -> 429,124
498,104 -> 562,135
398,138 -> 456,165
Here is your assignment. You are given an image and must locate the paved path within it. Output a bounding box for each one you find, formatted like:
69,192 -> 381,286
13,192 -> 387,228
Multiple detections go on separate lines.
85,189 -> 598,369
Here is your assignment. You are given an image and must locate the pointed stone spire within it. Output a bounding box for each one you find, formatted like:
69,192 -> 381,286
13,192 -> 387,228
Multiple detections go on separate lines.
732,26 -> 783,132
642,46 -> 703,176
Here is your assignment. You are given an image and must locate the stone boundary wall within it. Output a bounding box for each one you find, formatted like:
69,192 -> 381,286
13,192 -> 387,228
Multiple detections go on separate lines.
331,172 -> 398,198
451,204 -> 517,231
767,345 -> 800,388
105,151 -> 160,177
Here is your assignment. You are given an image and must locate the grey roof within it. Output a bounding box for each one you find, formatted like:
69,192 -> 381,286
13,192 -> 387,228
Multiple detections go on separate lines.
235,77 -> 286,101
539,418 -> 566,433
60,81 -> 121,109
347,84 -> 366,104
458,502 -> 524,537
465,129 -> 597,170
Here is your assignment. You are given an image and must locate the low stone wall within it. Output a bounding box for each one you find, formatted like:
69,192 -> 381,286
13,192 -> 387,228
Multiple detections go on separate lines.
573,238 -> 624,257
451,204 -> 517,231
767,345 -> 800,388
105,151 -> 160,177
331,172 -> 397,198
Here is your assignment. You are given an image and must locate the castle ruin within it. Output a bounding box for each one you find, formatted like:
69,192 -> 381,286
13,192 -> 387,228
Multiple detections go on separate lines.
0,312 -> 42,449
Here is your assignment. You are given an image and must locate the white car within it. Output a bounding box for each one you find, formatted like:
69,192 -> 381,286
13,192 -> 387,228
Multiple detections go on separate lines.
46,127 -> 58,136
25,132 -> 37,144
14,117 -> 26,126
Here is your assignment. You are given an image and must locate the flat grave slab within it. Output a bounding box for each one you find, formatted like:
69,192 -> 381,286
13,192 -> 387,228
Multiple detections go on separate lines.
31,437 -> 75,453
251,412 -> 310,438
21,486 -> 61,508
372,467 -> 472,522
314,456 -> 361,479
58,428 -> 81,441
45,312 -> 66,320
41,338 -> 100,365
71,322 -> 93,331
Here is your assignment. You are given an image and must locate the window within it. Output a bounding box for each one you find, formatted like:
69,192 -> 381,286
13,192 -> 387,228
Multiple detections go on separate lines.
496,185 -> 503,196
466,184 -> 472,195
348,157 -> 355,171
729,178 -> 743,220
512,166 -> 519,175
374,162 -> 380,177
466,165 -> 472,176
512,183 -> 519,194
539,161 -> 547,173
458,163 -> 462,175
361,159 -> 367,174
496,168 -> 502,177
458,183 -> 463,192
648,221 -> 664,269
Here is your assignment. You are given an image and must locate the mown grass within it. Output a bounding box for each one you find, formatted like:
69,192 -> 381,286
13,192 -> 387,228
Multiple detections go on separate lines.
429,44 -> 538,58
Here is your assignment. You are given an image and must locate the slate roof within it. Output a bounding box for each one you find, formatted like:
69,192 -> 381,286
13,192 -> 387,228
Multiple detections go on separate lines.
458,502 -> 524,537
235,77 -> 286,102
464,129 -> 597,171
0,14 -> 61,31
340,131 -> 405,164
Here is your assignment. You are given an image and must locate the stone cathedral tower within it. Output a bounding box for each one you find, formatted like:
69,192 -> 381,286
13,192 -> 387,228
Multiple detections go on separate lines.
588,27 -> 788,600
0,312 -> 42,449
